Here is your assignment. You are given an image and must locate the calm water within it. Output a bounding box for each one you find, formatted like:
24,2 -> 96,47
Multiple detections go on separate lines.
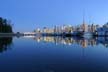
0,36 -> 108,72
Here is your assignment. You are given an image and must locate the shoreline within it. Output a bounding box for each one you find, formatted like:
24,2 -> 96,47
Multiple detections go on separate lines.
0,33 -> 108,37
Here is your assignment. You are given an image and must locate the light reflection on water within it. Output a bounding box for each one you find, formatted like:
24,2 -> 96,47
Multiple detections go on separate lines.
33,36 -> 108,48
0,36 -> 108,72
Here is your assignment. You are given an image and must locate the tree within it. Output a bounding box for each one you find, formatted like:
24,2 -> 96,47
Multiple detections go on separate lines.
0,17 -> 13,33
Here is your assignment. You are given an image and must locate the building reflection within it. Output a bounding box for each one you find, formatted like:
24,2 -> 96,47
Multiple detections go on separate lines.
0,37 -> 13,53
33,36 -> 108,48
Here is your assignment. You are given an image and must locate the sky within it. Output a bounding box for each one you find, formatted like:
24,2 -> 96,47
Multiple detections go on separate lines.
0,0 -> 108,32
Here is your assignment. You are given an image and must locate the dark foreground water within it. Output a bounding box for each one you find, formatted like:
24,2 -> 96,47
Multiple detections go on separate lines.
0,36 -> 108,72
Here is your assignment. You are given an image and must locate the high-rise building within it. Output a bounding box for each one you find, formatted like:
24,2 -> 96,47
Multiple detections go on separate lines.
88,25 -> 91,32
81,15 -> 88,32
43,27 -> 54,33
91,24 -> 96,32
35,28 -> 41,33
82,23 -> 88,32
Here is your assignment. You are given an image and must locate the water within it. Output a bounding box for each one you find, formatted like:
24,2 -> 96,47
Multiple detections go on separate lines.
0,36 -> 108,72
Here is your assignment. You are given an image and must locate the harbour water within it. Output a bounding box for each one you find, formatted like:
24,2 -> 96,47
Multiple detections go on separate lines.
0,36 -> 108,72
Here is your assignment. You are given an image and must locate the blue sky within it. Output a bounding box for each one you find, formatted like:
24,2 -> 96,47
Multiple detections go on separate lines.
0,0 -> 108,32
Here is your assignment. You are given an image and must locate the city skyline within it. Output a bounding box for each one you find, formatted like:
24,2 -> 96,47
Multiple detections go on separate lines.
0,0 -> 108,32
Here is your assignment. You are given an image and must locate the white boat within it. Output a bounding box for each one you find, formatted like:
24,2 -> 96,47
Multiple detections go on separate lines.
83,32 -> 93,39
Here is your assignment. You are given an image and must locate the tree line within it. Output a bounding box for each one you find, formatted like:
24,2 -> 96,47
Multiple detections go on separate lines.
0,17 -> 13,33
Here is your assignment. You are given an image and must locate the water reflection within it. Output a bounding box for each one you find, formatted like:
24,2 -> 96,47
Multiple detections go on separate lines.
33,36 -> 108,48
0,37 -> 13,53
0,36 -> 108,72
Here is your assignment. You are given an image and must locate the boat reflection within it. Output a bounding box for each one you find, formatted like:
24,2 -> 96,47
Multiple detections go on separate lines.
33,36 -> 108,48
0,37 -> 13,53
